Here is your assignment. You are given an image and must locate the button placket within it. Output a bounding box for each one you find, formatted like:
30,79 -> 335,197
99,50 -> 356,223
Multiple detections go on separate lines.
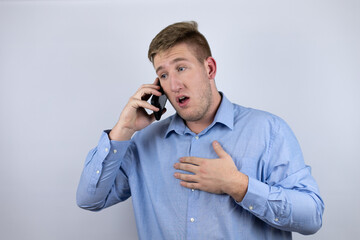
186,133 -> 201,239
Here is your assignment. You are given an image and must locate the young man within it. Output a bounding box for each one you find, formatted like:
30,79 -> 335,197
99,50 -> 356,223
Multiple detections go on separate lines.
77,21 -> 324,239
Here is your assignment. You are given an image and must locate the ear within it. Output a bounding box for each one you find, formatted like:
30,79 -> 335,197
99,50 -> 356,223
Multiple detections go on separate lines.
205,57 -> 217,80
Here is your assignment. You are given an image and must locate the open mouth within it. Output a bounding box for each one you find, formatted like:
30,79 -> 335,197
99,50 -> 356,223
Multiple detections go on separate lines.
177,96 -> 190,107
178,96 -> 188,103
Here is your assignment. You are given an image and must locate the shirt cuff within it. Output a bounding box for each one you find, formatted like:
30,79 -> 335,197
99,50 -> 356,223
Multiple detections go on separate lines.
239,177 -> 270,218
102,130 -> 132,159
87,130 -> 132,194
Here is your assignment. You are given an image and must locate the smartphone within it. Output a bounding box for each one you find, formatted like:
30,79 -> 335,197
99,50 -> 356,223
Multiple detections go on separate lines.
151,81 -> 167,121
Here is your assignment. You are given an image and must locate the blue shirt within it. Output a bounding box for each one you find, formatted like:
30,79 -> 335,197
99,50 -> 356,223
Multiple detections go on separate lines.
77,94 -> 324,239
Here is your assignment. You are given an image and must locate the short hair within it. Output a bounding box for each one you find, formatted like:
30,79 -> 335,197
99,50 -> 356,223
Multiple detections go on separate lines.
148,21 -> 212,64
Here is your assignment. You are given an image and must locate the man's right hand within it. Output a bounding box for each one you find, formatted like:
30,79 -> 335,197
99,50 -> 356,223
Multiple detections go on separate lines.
109,78 -> 164,141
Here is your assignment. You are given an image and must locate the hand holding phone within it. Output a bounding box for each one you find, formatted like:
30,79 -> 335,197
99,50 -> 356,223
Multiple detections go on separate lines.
151,80 -> 167,121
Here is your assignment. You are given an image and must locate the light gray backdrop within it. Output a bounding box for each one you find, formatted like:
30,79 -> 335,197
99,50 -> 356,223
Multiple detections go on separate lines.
1,0 -> 359,239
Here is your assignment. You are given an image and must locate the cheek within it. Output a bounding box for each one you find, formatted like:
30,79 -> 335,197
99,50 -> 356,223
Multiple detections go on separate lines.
191,74 -> 208,91
182,72 -> 202,87
160,81 -> 170,93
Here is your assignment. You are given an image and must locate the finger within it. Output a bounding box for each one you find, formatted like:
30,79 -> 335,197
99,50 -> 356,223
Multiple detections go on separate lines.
136,88 -> 162,101
179,157 -> 203,166
134,82 -> 161,96
137,85 -> 161,98
174,162 -> 198,173
153,77 -> 160,85
140,83 -> 160,90
180,181 -> 200,190
174,172 -> 198,182
212,141 -> 230,159
131,98 -> 159,112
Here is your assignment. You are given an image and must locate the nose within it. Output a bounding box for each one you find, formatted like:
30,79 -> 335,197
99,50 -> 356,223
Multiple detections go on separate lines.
169,74 -> 183,93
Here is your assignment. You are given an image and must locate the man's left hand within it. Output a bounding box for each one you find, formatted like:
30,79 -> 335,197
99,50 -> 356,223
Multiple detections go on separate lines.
173,141 -> 249,202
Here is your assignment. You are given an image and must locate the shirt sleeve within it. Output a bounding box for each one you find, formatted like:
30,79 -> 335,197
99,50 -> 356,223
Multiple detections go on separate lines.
76,130 -> 134,211
239,118 -> 325,235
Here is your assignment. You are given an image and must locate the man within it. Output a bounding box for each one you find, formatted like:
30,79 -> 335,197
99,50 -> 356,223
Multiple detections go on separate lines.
77,21 -> 324,239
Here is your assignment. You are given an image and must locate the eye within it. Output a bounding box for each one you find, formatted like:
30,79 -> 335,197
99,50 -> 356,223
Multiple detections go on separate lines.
160,73 -> 167,79
178,66 -> 186,72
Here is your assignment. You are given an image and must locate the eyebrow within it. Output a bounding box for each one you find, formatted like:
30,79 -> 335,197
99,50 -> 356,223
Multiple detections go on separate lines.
156,58 -> 189,74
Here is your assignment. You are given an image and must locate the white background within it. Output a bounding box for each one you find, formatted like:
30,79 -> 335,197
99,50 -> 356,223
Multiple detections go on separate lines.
0,0 -> 359,239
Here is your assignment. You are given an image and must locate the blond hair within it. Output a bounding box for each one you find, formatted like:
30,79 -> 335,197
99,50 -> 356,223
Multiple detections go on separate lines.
148,21 -> 212,63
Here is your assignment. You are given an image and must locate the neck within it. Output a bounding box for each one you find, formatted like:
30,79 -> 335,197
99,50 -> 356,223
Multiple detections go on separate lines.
186,91 -> 222,134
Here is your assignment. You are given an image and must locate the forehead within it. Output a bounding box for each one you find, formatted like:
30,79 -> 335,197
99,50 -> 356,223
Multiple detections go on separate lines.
153,43 -> 197,68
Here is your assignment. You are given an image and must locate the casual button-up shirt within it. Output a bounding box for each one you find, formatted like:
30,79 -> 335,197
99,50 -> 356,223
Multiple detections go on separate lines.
77,94 -> 324,239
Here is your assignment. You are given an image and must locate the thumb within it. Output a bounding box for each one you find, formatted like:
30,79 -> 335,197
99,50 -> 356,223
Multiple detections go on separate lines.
212,141 -> 230,159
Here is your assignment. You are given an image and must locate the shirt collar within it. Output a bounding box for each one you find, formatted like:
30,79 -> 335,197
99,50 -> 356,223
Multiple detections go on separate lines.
164,92 -> 234,138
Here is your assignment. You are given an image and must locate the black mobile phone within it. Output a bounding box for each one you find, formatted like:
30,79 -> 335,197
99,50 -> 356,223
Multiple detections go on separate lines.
151,81 -> 167,121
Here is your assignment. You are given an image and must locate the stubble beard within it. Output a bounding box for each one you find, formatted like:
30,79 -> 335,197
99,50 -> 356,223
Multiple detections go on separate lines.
176,82 -> 213,122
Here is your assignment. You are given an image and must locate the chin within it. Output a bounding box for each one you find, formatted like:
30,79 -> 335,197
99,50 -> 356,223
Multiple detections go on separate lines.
177,111 -> 204,122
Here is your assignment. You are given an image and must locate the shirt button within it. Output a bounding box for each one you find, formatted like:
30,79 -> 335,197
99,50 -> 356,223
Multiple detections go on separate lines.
96,170 -> 100,174
190,218 -> 195,222
191,189 -> 195,192
275,218 -> 279,222
195,136 -> 199,140
105,148 -> 109,152
249,206 -> 253,210
113,149 -> 117,154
